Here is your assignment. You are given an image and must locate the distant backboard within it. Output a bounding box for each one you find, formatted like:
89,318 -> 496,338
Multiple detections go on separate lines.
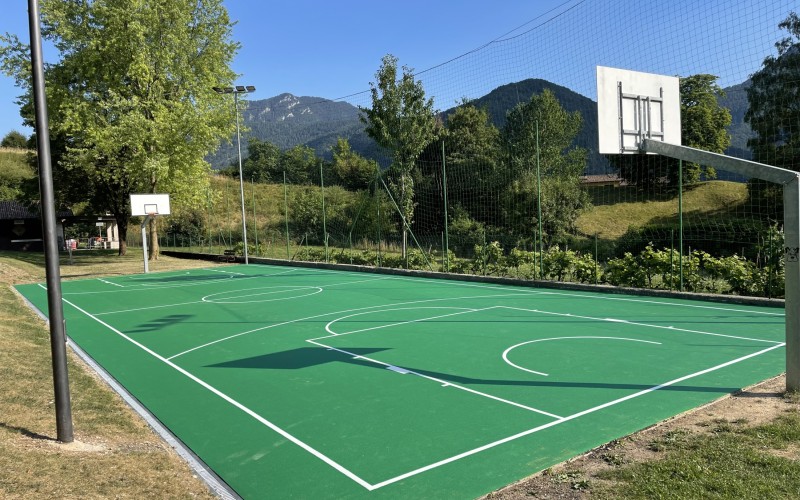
597,66 -> 681,154
130,193 -> 171,217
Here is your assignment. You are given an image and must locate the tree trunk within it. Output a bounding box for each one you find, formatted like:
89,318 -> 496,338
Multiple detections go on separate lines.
148,217 -> 160,260
116,214 -> 128,256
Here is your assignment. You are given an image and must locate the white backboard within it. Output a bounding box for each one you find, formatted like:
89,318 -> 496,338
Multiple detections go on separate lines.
130,193 -> 171,216
597,66 -> 681,154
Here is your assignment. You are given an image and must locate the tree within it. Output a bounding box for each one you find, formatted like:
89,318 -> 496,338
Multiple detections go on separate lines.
501,89 -> 589,243
1,130 -> 28,149
745,11 -> 800,217
0,0 -> 238,257
241,137 -> 281,183
281,145 -> 317,185
611,73 -> 732,189
444,102 -> 502,225
678,74 -> 731,183
360,54 -> 437,258
330,138 -> 378,191
415,101 -> 501,235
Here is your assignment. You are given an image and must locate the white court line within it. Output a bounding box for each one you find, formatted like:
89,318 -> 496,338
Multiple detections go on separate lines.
59,297 -> 375,491
206,268 -> 247,276
498,305 -> 783,345
49,277 -> 787,491
304,339 -> 563,420
166,292 -> 532,360
501,336 -> 663,377
98,278 -> 125,288
381,274 -> 785,316
58,268 -> 300,295
324,307 -> 481,336
368,342 -> 785,490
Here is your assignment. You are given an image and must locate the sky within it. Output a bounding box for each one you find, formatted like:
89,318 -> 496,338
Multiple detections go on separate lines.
0,0 -> 571,137
0,0 -> 792,139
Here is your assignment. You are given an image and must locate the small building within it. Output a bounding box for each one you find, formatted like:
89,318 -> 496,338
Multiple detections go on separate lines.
0,200 -> 120,251
0,200 -> 71,251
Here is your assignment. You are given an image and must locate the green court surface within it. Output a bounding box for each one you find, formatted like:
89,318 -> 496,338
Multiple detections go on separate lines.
16,264 -> 786,499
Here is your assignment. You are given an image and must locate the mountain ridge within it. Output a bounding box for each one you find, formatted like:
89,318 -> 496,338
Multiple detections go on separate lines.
208,79 -> 751,174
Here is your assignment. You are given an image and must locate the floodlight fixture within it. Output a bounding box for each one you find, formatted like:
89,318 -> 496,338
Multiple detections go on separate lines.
213,83 -> 256,264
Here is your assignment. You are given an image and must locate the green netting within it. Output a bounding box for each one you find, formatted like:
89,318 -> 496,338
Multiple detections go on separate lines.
148,0 -> 797,298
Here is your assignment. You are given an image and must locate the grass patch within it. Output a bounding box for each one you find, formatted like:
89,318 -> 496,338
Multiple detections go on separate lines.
599,412 -> 800,499
578,181 -> 748,239
0,251 -> 220,498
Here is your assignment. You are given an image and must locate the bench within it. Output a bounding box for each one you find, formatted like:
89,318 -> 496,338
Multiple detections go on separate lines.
219,249 -> 237,263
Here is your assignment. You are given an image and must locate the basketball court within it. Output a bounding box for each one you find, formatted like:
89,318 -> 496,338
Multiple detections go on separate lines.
15,263 -> 785,498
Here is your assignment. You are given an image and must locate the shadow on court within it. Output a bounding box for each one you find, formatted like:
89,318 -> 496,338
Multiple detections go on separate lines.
206,346 -> 740,394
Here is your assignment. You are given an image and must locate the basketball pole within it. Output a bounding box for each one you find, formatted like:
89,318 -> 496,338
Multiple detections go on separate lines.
640,139 -> 800,392
141,215 -> 152,273
28,0 -> 74,443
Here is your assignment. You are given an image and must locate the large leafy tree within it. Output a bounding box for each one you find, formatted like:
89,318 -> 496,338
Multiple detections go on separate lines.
679,74 -> 731,183
745,12 -> 800,217
1,130 -> 28,149
0,0 -> 238,257
330,138 -> 378,191
415,102 -> 501,235
611,74 -> 731,189
502,89 -> 589,243
240,137 -> 281,183
360,54 -> 437,258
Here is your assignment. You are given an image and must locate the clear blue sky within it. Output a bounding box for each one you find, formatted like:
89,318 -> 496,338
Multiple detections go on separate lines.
0,1 -> 792,139
0,0 -> 570,137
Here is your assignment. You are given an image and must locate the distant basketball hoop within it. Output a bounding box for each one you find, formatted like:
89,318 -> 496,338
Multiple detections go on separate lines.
130,194 -> 171,273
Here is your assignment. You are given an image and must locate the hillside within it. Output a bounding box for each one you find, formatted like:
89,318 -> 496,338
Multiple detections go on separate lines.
207,78 -> 753,175
0,148 -> 33,200
448,78 -> 610,174
206,94 -> 377,168
718,80 -> 753,160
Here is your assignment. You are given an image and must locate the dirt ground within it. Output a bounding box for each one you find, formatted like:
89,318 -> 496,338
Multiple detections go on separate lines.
480,374 -> 796,499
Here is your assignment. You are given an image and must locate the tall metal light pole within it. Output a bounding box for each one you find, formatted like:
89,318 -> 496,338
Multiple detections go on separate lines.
28,0 -> 74,443
213,85 -> 255,264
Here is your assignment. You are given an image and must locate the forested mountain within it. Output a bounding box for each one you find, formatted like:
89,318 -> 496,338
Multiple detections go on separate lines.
206,93 -> 377,168
446,79 -> 610,174
207,79 -> 753,174
718,80 -> 753,160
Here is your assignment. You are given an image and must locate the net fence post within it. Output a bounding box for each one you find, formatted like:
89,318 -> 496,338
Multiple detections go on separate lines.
441,140 -> 450,273
678,159 -> 684,292
785,175 -> 800,392
535,121 -> 544,278
283,171 -> 290,260
320,161 -> 328,262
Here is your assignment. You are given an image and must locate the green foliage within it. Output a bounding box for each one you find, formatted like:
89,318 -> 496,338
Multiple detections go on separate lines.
610,73 -> 732,189
1,130 -> 28,149
745,12 -> 800,216
330,138 -> 378,190
360,54 -> 438,251
0,149 -> 33,200
448,206 -> 487,257
679,74 -> 732,183
501,89 -> 590,243
242,137 -> 281,182
746,12 -> 800,172
0,0 -> 239,254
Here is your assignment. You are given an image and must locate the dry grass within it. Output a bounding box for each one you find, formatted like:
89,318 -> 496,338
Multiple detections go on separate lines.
0,250 -> 224,499
577,181 -> 749,239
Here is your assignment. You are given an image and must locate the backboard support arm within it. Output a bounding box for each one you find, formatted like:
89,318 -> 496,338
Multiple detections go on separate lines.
640,139 -> 800,391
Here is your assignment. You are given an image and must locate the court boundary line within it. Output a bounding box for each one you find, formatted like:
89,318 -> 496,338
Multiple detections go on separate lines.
304,336 -> 564,419
497,306 -> 784,345
58,295 -> 376,492
40,268 -> 788,493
